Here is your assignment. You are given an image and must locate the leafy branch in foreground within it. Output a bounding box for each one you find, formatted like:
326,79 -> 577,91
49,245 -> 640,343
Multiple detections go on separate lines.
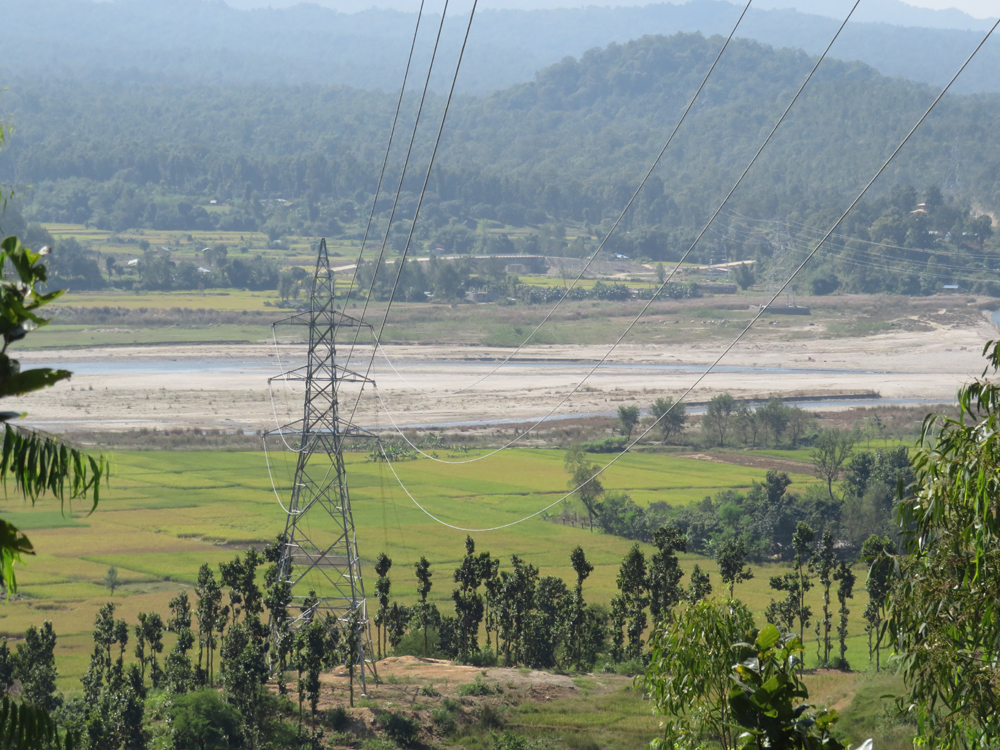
889,339 -> 1000,746
0,234 -> 108,592
644,599 -> 755,750
0,695 -> 76,750
729,624 -> 844,750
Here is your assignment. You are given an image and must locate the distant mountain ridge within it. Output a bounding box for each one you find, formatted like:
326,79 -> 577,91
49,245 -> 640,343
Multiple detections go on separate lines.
3,32 -> 999,224
750,0 -> 994,31
222,0 -> 996,31
2,0 -> 1000,95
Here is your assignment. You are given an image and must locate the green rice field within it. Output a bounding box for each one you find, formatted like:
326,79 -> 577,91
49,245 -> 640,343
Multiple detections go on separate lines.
0,447 -> 879,693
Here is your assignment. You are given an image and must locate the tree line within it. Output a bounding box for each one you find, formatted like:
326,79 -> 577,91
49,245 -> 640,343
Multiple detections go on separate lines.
3,33 -> 999,296
640,341 -> 1000,747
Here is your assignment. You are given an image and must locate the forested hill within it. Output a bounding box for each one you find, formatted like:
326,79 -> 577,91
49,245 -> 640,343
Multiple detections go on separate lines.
3,0 -> 1000,95
4,32 -> 1000,235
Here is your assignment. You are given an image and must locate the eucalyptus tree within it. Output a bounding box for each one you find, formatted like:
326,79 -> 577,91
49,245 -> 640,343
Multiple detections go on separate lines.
14,621 -> 60,712
564,445 -> 604,532
645,599 -> 756,750
861,534 -> 895,670
339,608 -> 362,708
648,524 -> 686,625
886,341 -> 1000,744
195,563 -> 223,685
373,553 -> 393,659
716,537 -> 753,599
811,428 -> 856,500
452,537 -> 485,656
702,393 -> 737,446
686,564 -> 712,603
833,561 -> 855,669
302,620 -> 326,717
479,551 -> 501,650
166,592 -> 196,694
614,544 -> 649,660
497,555 -> 538,665
766,523 -> 814,645
529,576 -> 569,669
566,546 -> 593,668
134,612 -> 164,687
0,234 -> 108,595
651,396 -> 686,443
813,529 -> 837,665
617,404 -> 640,440
414,557 -> 433,657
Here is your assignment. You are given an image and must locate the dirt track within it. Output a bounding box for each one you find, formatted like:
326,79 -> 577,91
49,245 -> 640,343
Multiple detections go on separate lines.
12,313 -> 992,433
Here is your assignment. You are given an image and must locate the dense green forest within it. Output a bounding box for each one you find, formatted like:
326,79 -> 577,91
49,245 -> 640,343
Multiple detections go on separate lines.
2,33 -> 999,295
5,33 -> 1000,220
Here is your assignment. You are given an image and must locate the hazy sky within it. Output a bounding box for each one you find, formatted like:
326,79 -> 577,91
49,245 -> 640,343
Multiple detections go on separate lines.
903,0 -> 994,15
222,0 -> 998,21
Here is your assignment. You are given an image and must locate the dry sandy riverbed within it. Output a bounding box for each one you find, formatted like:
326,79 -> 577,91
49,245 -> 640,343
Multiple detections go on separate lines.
10,313 -> 993,434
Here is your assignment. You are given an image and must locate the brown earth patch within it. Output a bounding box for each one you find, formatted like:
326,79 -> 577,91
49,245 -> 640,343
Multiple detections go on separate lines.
680,451 -> 811,474
274,655 -> 630,748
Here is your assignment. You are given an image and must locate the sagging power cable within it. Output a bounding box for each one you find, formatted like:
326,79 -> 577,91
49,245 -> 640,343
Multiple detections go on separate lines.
368,0 -> 755,398
379,13 -> 1000,530
367,0 -> 862,464
345,0 -> 482,427
339,0 -> 430,314
342,0 -> 456,374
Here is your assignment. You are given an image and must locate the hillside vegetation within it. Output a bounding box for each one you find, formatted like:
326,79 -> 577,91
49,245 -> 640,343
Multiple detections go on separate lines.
3,33 -> 999,298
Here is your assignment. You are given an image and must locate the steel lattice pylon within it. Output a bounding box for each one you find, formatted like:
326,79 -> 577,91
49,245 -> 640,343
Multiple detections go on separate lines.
268,238 -> 376,689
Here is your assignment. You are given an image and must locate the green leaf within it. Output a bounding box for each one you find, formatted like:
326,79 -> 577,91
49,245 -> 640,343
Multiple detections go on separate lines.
0,425 -> 108,508
0,369 -> 72,399
0,519 -> 33,594
756,624 -> 780,651
0,695 -> 77,749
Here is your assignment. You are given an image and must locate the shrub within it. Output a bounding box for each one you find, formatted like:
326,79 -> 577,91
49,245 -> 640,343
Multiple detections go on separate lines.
376,711 -> 421,749
564,735 -> 600,750
579,437 -> 627,453
492,730 -> 532,750
392,626 -> 444,659
430,706 -> 457,735
326,705 -> 350,731
611,658 -> 645,676
457,647 -> 498,668
475,702 -> 506,731
170,688 -> 241,750
418,684 -> 441,697
458,677 -> 501,696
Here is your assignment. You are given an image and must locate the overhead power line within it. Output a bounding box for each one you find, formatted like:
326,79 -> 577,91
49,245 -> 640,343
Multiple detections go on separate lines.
342,0 -> 456,375
339,0 -> 429,316
345,0 -> 482,428
381,13 -> 1000,532
368,0 -> 754,399
369,0 -> 862,464
721,207 -> 1000,263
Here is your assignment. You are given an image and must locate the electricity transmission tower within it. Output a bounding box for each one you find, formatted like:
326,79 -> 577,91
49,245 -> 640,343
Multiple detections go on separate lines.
267,238 -> 377,689
758,226 -> 797,309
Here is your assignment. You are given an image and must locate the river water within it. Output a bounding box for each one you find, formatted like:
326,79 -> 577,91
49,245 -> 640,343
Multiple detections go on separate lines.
46,359 -> 895,377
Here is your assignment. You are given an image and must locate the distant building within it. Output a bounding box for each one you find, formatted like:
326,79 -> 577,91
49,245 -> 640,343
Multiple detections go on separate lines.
466,288 -> 499,303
